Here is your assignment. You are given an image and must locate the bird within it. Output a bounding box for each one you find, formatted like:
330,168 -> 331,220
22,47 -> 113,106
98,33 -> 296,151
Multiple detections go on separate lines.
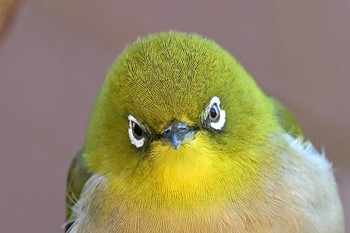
65,31 -> 344,233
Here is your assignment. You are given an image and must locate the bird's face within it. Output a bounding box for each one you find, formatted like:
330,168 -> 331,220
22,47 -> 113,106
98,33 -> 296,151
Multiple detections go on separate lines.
85,33 -> 279,188
126,94 -> 226,150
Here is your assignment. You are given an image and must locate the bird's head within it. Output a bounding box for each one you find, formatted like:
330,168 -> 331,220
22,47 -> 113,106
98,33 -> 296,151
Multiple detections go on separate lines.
84,32 -> 280,206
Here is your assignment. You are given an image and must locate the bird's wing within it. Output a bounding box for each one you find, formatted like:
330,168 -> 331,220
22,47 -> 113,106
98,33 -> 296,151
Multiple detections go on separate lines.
65,149 -> 92,232
270,98 -> 305,139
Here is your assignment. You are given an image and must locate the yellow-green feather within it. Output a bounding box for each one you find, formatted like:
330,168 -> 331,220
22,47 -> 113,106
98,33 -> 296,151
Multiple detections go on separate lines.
270,98 -> 304,139
65,150 -> 91,228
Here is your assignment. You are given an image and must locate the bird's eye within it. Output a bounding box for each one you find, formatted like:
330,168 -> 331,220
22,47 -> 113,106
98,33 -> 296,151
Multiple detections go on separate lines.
207,96 -> 226,130
209,104 -> 220,122
131,121 -> 144,139
128,115 -> 145,148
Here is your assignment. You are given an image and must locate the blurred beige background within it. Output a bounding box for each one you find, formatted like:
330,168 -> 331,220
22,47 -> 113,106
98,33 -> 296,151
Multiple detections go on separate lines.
0,1 -> 349,232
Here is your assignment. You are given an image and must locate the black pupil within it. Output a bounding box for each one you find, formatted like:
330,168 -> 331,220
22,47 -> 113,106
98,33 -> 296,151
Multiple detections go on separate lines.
210,106 -> 218,119
132,122 -> 143,138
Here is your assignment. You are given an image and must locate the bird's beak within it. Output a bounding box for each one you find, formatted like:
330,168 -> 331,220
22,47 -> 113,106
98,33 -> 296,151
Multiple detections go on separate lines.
161,121 -> 196,150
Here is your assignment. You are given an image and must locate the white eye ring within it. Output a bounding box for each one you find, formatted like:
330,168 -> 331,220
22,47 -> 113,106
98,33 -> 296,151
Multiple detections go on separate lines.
128,115 -> 145,148
208,96 -> 226,130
